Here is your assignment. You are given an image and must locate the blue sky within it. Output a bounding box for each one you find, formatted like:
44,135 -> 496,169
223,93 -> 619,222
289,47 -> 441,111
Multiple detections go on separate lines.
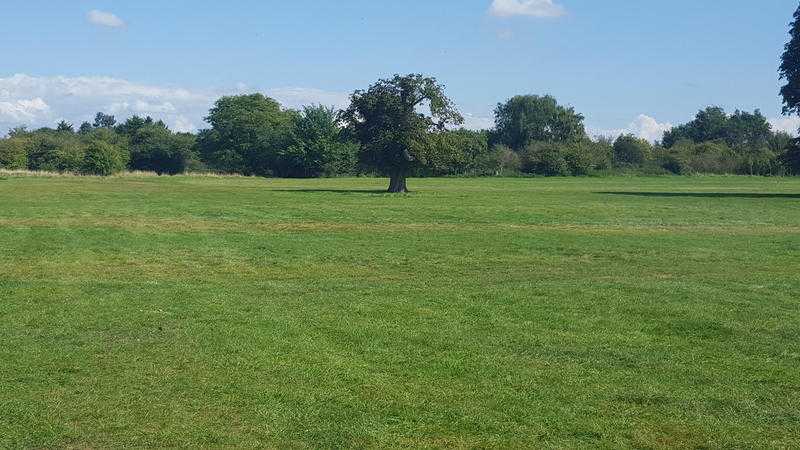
1,0 -> 798,139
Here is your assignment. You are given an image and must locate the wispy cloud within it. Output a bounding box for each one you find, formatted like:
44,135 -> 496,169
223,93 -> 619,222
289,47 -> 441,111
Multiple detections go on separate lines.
489,0 -> 566,18
87,10 -> 126,28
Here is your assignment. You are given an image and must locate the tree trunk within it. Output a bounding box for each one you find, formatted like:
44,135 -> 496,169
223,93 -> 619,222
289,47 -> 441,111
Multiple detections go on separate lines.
387,172 -> 409,193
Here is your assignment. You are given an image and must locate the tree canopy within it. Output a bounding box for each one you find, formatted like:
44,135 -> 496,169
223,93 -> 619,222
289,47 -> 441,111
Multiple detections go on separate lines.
491,95 -> 586,151
197,94 -> 297,176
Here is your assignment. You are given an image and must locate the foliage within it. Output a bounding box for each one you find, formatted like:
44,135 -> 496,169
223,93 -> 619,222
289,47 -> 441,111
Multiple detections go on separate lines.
472,145 -> 521,176
121,116 -> 197,175
93,112 -> 117,129
0,137 -> 29,169
613,134 -> 652,167
278,105 -> 358,177
782,139 -> 800,174
521,142 -> 569,176
491,95 -> 585,150
56,121 -> 74,133
655,140 -> 737,174
197,94 -> 297,175
25,131 -> 86,173
662,107 -> 772,149
82,140 -> 128,176
518,139 -> 611,176
78,122 -> 93,134
418,129 -> 490,176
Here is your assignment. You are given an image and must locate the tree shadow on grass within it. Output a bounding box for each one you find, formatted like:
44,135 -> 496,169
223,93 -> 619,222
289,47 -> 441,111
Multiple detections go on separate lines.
266,188 -> 391,195
598,192 -> 800,199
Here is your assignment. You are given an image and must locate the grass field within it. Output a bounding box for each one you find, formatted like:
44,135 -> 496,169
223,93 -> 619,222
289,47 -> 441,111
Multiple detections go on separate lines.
1,174 -> 799,448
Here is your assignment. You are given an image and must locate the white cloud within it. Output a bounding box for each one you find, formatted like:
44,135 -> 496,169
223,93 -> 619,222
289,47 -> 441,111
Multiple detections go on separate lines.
0,98 -> 50,124
589,114 -> 673,143
87,10 -> 126,28
489,0 -> 566,18
0,74 -> 353,134
627,114 -> 673,142
769,116 -> 800,136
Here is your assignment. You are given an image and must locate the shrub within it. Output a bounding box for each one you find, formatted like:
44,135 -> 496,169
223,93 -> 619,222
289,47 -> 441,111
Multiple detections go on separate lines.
521,142 -> 569,176
130,130 -> 196,175
655,140 -> 737,174
26,134 -> 85,172
613,134 -> 651,167
0,137 -> 29,169
82,141 -> 127,176
468,145 -> 518,176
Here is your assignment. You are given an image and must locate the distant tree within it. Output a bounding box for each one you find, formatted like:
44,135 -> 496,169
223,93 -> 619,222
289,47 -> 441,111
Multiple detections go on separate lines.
128,122 -> 197,175
78,122 -> 93,135
491,95 -> 585,150
780,3 -> 800,115
279,105 -> 358,177
663,106 -> 729,147
197,94 -> 296,175
340,74 -> 463,192
116,115 -> 152,136
726,110 -> 773,174
56,120 -> 74,133
613,134 -> 651,166
8,126 -> 28,138
770,131 -> 795,154
93,112 -> 117,129
782,141 -> 800,175
726,109 -> 771,149
427,129 -> 489,175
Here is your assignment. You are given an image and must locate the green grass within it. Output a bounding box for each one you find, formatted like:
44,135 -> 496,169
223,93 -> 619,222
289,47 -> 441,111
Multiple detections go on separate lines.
1,175 -> 799,448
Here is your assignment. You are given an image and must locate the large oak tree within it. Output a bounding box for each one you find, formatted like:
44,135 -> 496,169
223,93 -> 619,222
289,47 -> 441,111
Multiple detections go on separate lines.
340,74 -> 463,192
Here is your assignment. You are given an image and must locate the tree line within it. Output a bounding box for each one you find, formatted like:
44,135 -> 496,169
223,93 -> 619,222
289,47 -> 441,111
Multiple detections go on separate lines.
1,89 -> 798,180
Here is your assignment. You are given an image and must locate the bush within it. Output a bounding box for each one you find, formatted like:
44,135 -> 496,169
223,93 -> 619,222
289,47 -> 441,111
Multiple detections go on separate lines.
469,145 -> 521,176
521,142 -> 569,176
130,130 -> 196,175
26,134 -> 85,172
0,137 -> 29,169
655,140 -> 737,174
82,141 -> 127,175
613,134 -> 651,167
519,140 -> 610,176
